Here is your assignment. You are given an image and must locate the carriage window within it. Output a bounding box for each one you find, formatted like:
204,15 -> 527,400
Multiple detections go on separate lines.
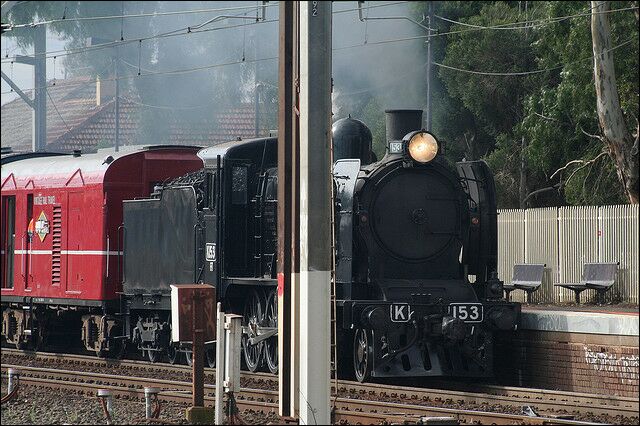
1,196 -> 15,289
231,166 -> 248,205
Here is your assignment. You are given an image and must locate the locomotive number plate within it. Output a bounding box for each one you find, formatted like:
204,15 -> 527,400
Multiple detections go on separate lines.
448,303 -> 483,323
390,303 -> 414,323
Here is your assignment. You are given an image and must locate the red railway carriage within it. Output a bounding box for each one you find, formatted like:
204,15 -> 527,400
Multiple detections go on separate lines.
1,146 -> 203,352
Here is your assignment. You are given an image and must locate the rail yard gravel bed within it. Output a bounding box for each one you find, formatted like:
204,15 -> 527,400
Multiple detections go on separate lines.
3,351 -> 637,425
1,381 -> 283,425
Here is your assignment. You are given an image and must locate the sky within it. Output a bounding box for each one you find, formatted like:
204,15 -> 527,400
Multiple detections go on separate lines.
1,29 -> 67,106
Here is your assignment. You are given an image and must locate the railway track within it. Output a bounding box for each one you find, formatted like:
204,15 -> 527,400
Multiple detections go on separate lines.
2,349 -> 638,422
1,364 -> 608,425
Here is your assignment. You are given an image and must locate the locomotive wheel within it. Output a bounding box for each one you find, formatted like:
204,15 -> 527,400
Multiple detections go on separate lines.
185,350 -> 193,367
206,347 -> 216,368
242,289 -> 264,372
263,289 -> 278,374
353,328 -> 373,383
167,345 -> 178,364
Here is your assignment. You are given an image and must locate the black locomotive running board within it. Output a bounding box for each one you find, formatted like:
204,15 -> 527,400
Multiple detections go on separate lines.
224,277 -> 278,286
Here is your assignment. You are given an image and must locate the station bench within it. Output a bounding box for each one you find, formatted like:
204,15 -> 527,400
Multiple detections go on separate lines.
503,264 -> 546,302
555,262 -> 619,305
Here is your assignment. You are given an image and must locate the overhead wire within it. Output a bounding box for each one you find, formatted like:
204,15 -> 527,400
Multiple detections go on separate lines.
45,86 -> 72,132
433,4 -> 638,32
3,2 -> 637,96
3,31 -> 636,97
1,16 -> 278,64
433,37 -> 635,77
7,2 -> 279,28
1,55 -> 278,95
1,1 -> 408,64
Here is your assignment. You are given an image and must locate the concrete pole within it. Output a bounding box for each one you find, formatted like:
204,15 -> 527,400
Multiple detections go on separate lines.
214,303 -> 226,425
114,48 -> 120,152
298,2 -> 332,424
33,24 -> 46,152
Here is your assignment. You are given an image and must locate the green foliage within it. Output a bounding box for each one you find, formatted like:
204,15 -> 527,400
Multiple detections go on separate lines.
414,0 -> 638,207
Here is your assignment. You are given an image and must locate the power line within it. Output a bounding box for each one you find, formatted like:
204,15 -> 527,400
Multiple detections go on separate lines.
1,17 -> 278,64
433,5 -> 638,32
4,30 -> 636,97
434,37 -> 635,77
1,55 -> 278,95
45,86 -> 71,133
1,1 -> 408,64
7,3 -> 278,29
118,95 -> 217,111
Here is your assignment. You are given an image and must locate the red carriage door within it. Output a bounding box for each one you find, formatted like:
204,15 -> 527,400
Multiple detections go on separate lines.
1,195 -> 16,289
24,194 -> 33,290
66,192 -> 83,293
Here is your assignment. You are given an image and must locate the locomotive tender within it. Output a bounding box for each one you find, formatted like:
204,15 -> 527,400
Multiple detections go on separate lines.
1,109 -> 519,381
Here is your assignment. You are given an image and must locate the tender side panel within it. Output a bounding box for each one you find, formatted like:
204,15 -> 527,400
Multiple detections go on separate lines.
122,187 -> 198,295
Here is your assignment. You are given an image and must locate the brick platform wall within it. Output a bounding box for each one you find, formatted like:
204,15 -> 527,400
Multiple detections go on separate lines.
494,330 -> 639,398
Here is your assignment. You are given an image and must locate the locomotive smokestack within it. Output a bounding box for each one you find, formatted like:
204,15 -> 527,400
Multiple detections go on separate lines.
385,109 -> 423,148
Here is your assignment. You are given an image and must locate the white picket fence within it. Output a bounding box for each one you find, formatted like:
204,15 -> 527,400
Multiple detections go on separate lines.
497,204 -> 639,304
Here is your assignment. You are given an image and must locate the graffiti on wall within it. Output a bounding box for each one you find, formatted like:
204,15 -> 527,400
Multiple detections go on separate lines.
584,347 -> 639,384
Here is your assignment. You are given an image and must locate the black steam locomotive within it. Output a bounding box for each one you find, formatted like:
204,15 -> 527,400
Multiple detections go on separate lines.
120,109 -> 520,381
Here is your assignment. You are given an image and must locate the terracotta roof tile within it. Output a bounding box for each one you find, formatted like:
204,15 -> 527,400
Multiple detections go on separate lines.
2,77 -> 272,153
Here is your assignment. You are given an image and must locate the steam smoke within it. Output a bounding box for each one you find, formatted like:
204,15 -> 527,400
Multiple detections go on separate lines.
3,1 -> 428,148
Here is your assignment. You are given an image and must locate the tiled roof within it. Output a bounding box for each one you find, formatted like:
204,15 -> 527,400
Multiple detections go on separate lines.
1,77 -> 107,152
2,77 -> 272,153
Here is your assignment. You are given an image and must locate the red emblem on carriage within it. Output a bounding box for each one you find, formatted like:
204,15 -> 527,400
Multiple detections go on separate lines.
35,211 -> 50,242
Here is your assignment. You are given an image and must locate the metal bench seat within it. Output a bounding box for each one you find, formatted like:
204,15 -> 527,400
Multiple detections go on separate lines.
555,262 -> 619,304
503,264 -> 545,302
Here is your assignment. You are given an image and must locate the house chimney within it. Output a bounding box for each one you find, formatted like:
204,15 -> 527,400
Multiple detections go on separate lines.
96,76 -> 115,106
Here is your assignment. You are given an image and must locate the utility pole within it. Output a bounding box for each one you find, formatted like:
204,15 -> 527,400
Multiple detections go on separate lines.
277,0 -> 296,418
33,24 -> 46,151
425,1 -> 433,131
1,3 -> 46,152
114,47 -> 120,152
298,1 -> 332,424
255,25 -> 260,138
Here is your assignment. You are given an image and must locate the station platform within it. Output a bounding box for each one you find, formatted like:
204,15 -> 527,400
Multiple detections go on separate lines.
520,304 -> 638,336
494,304 -> 639,398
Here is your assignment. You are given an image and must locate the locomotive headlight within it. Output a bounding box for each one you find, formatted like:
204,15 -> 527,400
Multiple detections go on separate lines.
408,132 -> 438,163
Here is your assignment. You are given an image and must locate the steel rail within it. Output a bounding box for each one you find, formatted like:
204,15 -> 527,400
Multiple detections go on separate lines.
3,349 -> 638,418
0,365 -> 612,425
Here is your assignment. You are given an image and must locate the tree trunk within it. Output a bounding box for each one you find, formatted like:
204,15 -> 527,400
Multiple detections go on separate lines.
591,1 -> 639,203
519,136 -> 529,208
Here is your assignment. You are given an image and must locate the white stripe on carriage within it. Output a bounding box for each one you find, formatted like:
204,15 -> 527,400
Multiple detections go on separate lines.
14,250 -> 123,255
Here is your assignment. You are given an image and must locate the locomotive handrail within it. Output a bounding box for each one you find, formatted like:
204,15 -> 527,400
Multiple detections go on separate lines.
117,225 -> 126,284
194,224 -> 203,283
20,235 -> 25,277
106,236 -> 109,278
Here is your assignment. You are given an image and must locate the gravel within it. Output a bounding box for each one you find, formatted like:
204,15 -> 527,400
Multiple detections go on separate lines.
1,381 -> 283,425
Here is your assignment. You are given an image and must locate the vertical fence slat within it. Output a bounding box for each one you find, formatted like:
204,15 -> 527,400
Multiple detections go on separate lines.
524,208 -> 558,303
497,204 -> 638,304
497,209 -> 526,302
